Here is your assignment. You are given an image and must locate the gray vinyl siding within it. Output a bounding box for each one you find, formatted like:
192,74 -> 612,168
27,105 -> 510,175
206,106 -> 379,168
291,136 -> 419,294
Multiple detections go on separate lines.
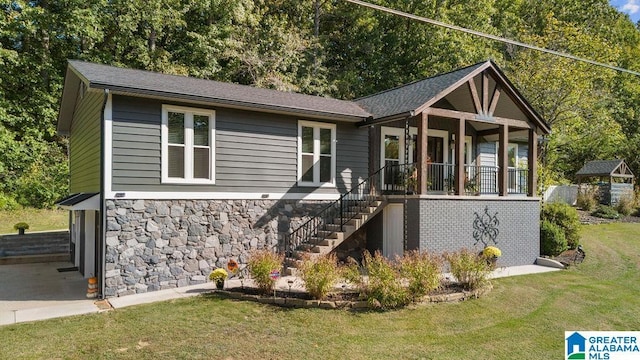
69,91 -> 102,193
479,142 -> 497,167
110,95 -> 368,194
478,142 -> 528,167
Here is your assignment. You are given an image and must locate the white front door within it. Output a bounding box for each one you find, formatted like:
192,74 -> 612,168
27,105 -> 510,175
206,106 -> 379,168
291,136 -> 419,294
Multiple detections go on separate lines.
383,204 -> 404,258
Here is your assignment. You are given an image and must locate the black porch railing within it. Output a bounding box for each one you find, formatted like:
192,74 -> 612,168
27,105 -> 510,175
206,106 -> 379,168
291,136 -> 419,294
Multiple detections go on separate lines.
285,163 -> 530,259
285,165 -> 386,258
464,165 -> 498,195
508,168 -> 529,194
426,163 -> 500,195
423,164 -> 528,195
381,162 -> 416,194
427,163 -> 454,192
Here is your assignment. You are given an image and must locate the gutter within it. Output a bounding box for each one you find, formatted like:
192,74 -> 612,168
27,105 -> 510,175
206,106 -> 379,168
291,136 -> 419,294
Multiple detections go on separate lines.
356,111 -> 414,127
98,89 -> 109,299
89,84 -> 371,123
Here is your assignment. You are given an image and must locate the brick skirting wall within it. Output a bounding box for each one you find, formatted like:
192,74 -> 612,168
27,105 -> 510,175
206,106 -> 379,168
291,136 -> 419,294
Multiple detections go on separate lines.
406,197 -> 540,267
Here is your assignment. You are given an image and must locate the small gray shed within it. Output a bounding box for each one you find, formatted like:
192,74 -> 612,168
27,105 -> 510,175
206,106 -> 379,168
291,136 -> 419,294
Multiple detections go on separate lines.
576,159 -> 635,205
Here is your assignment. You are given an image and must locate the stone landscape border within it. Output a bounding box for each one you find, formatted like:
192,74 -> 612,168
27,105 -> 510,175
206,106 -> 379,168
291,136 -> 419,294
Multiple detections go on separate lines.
212,284 -> 493,310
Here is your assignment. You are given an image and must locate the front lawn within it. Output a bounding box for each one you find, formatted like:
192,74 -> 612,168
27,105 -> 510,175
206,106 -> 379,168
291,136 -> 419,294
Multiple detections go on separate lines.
2,223 -> 639,359
0,208 -> 67,235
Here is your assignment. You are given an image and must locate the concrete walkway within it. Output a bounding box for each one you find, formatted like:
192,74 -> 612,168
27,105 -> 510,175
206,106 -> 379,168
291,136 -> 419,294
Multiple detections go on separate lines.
0,262 -> 98,325
0,263 -> 561,326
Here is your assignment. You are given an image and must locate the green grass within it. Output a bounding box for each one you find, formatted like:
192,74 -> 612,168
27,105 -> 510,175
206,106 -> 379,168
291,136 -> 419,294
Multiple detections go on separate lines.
0,208 -> 68,234
2,223 -> 640,359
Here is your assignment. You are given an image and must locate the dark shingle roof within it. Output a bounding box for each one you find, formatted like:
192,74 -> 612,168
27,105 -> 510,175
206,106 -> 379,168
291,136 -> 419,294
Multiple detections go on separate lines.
56,192 -> 99,206
59,59 -> 550,135
576,159 -> 626,176
355,62 -> 487,120
67,60 -> 371,120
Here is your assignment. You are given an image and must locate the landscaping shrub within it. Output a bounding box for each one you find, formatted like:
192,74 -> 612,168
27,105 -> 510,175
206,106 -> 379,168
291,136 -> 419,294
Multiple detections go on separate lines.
591,205 -> 620,220
361,251 -> 410,309
398,250 -> 442,300
0,193 -> 19,211
298,254 -> 341,300
340,256 -> 363,284
443,248 -> 491,291
247,249 -> 284,294
540,220 -> 567,256
616,192 -> 635,216
541,202 -> 580,249
576,187 -> 598,211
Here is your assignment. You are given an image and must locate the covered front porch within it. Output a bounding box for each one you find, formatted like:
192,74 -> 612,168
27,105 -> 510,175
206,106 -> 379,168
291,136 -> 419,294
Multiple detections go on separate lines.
357,61 -> 550,198
285,61 -> 551,273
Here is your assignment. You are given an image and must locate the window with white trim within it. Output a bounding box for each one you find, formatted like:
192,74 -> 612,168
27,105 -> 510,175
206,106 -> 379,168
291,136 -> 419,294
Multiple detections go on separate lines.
298,121 -> 336,186
494,142 -> 518,168
162,105 -> 215,184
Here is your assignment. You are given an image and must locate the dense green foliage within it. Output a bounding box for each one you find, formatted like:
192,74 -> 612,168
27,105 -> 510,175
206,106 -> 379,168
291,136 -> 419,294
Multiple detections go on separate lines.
2,0 -> 640,206
592,205 -> 621,219
541,202 -> 581,248
540,219 -> 568,256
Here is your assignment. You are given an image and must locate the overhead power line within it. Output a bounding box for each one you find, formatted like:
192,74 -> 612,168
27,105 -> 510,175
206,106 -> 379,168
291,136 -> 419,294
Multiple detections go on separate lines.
343,0 -> 640,77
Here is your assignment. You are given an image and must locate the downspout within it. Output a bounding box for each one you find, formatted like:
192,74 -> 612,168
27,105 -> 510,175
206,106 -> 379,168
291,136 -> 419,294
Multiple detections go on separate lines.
403,116 -> 410,253
98,89 -> 109,299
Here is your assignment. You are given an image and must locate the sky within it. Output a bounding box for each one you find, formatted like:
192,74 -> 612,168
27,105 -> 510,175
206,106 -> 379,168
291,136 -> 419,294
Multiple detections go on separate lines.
610,0 -> 640,23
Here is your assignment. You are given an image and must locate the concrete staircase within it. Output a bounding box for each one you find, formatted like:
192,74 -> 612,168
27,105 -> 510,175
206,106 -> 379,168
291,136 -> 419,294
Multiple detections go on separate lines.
284,199 -> 386,275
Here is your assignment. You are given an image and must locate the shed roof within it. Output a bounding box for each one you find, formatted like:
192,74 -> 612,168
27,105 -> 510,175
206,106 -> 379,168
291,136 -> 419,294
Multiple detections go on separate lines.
576,159 -> 634,178
56,192 -> 100,210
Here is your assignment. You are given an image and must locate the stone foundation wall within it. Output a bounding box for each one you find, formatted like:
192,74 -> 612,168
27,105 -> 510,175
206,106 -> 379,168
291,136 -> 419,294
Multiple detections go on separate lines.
104,199 -> 329,297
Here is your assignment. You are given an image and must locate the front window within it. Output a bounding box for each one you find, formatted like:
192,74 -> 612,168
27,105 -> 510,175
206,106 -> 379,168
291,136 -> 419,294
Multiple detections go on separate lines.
298,121 -> 336,186
162,105 -> 215,184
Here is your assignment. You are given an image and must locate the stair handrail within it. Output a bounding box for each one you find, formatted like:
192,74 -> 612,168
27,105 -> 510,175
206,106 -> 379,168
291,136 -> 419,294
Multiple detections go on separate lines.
285,164 -> 392,258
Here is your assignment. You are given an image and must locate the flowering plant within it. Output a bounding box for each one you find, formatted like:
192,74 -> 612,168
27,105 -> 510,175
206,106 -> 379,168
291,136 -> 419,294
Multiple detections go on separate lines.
209,268 -> 228,282
481,246 -> 502,259
227,259 -> 239,274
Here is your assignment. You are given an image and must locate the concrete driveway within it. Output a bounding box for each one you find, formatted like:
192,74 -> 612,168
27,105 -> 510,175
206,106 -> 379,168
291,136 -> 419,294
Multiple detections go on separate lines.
0,261 -> 100,325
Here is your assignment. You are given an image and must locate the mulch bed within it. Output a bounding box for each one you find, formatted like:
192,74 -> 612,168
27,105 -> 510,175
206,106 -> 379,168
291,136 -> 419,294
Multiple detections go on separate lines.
212,281 -> 488,310
577,210 -> 640,225
224,286 -> 360,301
222,281 -> 470,301
553,248 -> 585,267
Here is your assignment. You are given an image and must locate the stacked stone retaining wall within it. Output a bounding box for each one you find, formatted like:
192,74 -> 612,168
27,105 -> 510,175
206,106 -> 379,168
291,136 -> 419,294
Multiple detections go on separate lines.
0,231 -> 69,259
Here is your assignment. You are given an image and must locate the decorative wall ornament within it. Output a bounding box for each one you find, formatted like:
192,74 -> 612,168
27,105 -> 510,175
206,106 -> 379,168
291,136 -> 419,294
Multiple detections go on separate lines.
472,206 -> 500,247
